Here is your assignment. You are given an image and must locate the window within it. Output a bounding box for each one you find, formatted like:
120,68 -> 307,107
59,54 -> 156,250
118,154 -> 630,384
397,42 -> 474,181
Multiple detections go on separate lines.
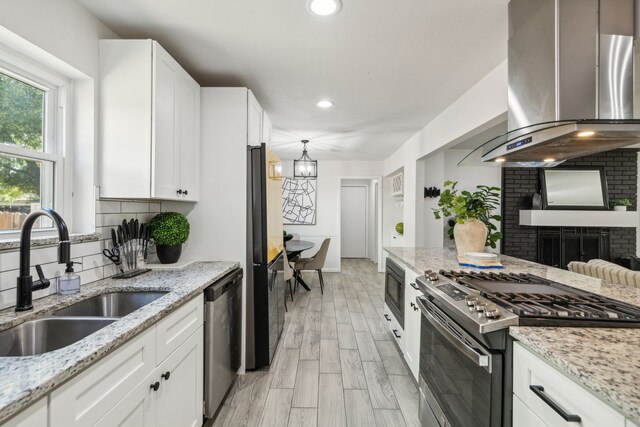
0,64 -> 64,232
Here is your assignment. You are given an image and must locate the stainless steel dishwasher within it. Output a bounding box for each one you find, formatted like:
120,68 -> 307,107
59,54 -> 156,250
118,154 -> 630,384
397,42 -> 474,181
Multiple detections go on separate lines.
204,268 -> 243,419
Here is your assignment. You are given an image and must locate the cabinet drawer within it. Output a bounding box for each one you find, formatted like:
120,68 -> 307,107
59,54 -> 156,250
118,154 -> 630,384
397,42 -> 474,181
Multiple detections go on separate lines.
513,342 -> 625,427
156,294 -> 203,363
50,327 -> 156,427
513,394 -> 547,427
384,303 -> 404,352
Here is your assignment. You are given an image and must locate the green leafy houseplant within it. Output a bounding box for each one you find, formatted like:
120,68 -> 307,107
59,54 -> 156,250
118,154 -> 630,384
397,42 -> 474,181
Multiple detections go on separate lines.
432,181 -> 503,249
150,212 -> 190,246
609,198 -> 632,208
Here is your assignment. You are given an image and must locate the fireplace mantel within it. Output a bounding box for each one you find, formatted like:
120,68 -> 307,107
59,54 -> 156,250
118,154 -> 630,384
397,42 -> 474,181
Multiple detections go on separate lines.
519,210 -> 638,227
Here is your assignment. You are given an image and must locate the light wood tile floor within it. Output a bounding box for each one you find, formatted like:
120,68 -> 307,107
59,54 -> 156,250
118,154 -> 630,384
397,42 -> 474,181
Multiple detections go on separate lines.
209,258 -> 420,427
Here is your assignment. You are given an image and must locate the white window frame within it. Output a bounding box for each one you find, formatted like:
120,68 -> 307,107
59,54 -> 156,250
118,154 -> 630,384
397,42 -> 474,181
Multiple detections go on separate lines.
0,49 -> 70,238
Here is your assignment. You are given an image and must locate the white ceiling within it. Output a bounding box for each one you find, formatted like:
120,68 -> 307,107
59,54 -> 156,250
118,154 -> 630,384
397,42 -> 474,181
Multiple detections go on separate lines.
77,0 -> 508,160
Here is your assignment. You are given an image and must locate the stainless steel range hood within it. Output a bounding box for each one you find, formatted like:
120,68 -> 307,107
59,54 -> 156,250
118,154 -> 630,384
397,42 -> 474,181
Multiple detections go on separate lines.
470,0 -> 640,167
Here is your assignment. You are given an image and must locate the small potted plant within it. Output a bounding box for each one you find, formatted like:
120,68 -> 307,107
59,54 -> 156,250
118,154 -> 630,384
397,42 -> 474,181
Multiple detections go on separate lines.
150,212 -> 190,264
395,222 -> 404,235
610,198 -> 632,212
433,181 -> 503,255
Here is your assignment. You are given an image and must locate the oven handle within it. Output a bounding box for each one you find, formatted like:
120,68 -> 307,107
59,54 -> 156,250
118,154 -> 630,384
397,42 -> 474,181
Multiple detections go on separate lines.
416,296 -> 492,372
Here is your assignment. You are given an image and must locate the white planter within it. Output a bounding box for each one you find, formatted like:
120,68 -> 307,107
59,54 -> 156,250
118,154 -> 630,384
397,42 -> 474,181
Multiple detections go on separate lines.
453,219 -> 488,256
613,206 -> 627,212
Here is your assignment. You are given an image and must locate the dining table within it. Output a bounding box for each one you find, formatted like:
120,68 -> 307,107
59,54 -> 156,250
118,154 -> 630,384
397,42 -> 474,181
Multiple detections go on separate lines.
285,240 -> 315,291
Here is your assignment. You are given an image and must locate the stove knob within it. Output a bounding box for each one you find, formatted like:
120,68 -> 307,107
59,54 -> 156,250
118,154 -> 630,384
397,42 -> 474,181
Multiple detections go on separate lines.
474,301 -> 487,312
465,295 -> 480,307
424,270 -> 439,282
484,304 -> 501,319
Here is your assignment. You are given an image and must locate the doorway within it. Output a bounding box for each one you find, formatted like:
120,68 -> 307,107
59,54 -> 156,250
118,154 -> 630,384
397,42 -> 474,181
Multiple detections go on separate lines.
341,185 -> 368,258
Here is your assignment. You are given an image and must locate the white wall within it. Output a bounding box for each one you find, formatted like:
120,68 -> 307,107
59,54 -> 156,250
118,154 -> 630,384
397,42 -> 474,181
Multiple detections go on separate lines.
281,161 -> 384,271
419,152 -> 445,248
383,61 -> 508,248
0,0 -> 118,234
443,149 -> 502,252
382,170 -> 404,248
368,179 -> 379,263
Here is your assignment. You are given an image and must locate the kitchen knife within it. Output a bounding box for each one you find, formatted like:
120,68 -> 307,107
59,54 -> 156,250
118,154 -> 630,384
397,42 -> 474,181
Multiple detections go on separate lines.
122,220 -> 130,241
117,226 -> 124,246
133,219 -> 139,239
111,228 -> 118,248
130,218 -> 137,239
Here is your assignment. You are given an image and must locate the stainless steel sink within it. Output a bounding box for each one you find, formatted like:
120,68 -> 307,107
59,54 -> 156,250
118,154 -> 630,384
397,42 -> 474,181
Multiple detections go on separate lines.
0,317 -> 118,357
53,291 -> 168,318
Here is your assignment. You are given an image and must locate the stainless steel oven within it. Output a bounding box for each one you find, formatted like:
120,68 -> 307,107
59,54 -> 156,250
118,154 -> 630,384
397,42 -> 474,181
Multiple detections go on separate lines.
416,296 -> 503,427
385,257 -> 405,327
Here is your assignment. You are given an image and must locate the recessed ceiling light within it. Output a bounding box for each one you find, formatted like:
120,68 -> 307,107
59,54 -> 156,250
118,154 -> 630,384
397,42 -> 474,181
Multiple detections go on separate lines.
307,0 -> 342,16
317,100 -> 334,108
543,158 -> 555,162
495,158 -> 506,163
577,131 -> 595,137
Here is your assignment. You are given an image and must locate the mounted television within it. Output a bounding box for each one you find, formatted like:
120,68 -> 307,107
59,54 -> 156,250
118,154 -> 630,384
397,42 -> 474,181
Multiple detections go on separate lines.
540,167 -> 609,210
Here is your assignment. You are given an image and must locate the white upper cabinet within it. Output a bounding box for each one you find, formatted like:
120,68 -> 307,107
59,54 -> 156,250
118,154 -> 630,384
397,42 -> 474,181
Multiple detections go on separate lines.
247,90 -> 263,146
99,40 -> 200,201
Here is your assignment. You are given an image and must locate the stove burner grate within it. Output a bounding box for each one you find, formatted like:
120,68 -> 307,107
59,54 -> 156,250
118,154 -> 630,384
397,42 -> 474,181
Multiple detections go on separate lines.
438,270 -> 640,323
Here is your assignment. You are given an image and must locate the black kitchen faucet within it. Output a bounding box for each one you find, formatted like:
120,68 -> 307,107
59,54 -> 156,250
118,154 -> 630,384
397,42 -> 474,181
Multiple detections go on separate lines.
15,209 -> 70,312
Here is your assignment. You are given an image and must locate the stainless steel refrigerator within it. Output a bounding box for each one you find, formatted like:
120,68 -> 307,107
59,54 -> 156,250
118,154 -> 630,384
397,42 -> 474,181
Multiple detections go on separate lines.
246,143 -> 285,370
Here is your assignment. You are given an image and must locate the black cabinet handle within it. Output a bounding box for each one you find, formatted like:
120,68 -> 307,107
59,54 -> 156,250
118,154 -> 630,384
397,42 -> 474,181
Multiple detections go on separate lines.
183,190 -> 188,195
150,381 -> 160,391
410,302 -> 415,308
529,385 -> 581,422
392,329 -> 401,339
409,282 -> 419,290
161,371 -> 171,380
177,189 -> 183,195
414,306 -> 419,312
384,314 -> 391,322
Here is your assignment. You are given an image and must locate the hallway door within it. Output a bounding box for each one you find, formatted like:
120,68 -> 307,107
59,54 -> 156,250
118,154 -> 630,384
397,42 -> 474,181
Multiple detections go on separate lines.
341,186 -> 367,258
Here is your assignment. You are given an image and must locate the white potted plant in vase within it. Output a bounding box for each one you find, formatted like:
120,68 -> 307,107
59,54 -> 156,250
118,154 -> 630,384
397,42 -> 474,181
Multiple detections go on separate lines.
610,198 -> 632,212
432,181 -> 503,255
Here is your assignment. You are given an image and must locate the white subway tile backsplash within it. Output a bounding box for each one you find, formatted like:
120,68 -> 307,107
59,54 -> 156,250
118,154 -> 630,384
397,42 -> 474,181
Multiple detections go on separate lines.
136,213 -> 156,224
122,202 -> 150,213
70,241 -> 104,259
78,267 -> 104,285
82,253 -> 108,270
96,200 -> 121,214
0,198 -> 164,310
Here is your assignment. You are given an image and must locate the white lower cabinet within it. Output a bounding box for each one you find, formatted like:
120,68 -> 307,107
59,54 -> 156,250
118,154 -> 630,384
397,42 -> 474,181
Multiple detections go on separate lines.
156,327 -> 203,427
95,370 -> 158,427
50,327 -> 157,426
403,271 -> 421,381
46,295 -> 204,427
2,398 -> 47,427
513,341 -> 626,427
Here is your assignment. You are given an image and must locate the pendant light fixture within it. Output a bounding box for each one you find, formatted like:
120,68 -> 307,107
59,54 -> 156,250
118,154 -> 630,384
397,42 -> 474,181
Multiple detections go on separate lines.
293,140 -> 318,179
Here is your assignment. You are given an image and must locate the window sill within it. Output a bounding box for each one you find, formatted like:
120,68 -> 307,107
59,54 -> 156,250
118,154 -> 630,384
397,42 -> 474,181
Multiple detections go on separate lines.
0,232 -> 101,252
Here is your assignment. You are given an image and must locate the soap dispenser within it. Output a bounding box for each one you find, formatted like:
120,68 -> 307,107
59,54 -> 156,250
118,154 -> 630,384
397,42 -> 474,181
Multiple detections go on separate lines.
58,261 -> 81,295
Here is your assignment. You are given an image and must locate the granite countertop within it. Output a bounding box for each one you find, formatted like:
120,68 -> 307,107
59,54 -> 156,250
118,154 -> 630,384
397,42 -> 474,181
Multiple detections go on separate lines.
0,232 -> 100,252
384,247 -> 640,423
0,261 -> 239,423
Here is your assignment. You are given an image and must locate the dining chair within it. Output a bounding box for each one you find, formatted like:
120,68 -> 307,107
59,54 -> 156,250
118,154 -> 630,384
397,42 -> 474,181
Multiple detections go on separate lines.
294,238 -> 331,294
282,250 -> 294,311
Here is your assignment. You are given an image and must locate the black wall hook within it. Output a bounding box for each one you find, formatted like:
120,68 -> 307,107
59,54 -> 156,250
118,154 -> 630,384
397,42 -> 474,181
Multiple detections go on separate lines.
424,187 -> 441,198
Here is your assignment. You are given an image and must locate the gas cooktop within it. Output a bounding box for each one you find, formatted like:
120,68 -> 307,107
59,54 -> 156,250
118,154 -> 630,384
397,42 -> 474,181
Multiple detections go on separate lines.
417,270 -> 640,333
